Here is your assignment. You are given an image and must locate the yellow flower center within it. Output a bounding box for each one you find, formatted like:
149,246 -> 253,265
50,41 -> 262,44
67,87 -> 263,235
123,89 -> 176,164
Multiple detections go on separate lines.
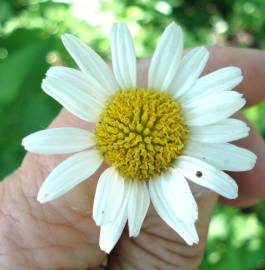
95,88 -> 189,180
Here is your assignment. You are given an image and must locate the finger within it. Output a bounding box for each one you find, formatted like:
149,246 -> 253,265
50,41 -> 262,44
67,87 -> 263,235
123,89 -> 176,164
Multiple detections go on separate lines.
205,46 -> 265,107
204,47 -> 265,205
138,47 -> 265,107
220,115 -> 265,207
19,110 -> 107,268
108,193 -> 218,269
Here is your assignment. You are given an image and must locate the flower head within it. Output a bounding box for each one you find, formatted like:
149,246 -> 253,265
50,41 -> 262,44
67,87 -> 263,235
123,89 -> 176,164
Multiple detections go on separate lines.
22,22 -> 257,253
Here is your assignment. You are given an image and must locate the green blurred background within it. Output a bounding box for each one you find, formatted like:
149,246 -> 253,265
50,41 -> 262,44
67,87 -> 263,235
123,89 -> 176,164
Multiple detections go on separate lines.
0,0 -> 265,269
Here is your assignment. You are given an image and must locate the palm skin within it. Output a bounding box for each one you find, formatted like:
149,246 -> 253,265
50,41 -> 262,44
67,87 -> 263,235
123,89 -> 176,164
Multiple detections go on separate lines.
0,46 -> 265,270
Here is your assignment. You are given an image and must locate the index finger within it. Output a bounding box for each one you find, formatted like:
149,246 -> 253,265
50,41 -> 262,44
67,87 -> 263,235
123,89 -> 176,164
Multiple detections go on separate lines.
138,46 -> 265,107
206,46 -> 265,107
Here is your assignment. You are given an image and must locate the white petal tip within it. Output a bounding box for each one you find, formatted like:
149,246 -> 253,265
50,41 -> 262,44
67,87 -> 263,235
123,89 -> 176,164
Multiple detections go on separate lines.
226,181 -> 239,199
41,78 -> 48,89
37,190 -> 53,204
129,231 -> 140,238
93,216 -> 100,226
168,21 -> 177,26
21,138 -> 26,147
184,235 -> 199,246
37,199 -> 47,204
21,137 -> 33,151
37,195 -> 49,204
99,241 -> 113,254
248,153 -> 258,169
187,240 -> 198,246
193,239 -> 199,245
100,246 -> 111,254
235,96 -> 246,111
249,162 -> 257,170
230,66 -> 242,74
226,191 -> 238,200
23,146 -> 30,153
239,98 -> 247,110
167,21 -> 181,30
230,194 -> 238,200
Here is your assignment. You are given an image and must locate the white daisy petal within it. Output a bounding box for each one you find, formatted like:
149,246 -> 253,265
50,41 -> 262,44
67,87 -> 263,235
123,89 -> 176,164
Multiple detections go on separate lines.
37,150 -> 103,203
61,34 -> 118,94
148,22 -> 183,91
47,66 -> 110,100
110,23 -> 136,89
175,156 -> 238,199
99,190 -> 129,254
93,167 -> 125,226
184,141 -> 257,172
127,181 -> 150,237
182,91 -> 246,126
42,67 -> 107,122
149,178 -> 199,245
190,118 -> 250,143
153,170 -> 198,222
180,66 -> 243,104
169,47 -> 209,99
22,128 -> 96,154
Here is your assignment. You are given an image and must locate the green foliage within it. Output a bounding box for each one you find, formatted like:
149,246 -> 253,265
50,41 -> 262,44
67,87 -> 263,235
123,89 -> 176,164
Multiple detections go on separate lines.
0,27 -> 60,177
201,204 -> 265,270
0,1 -> 264,269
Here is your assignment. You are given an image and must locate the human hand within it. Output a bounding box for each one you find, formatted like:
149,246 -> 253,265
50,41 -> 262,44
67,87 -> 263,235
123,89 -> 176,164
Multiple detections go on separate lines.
0,46 -> 264,270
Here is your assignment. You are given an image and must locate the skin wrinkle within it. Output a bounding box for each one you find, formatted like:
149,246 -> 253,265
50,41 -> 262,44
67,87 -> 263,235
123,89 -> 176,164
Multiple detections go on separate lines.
0,255 -> 30,270
19,182 -> 53,270
111,236 -> 152,270
0,189 -> 38,270
131,232 -> 180,268
110,228 -> 190,270
129,236 -> 166,268
136,229 -> 202,268
111,232 -> 181,270
140,229 -> 203,261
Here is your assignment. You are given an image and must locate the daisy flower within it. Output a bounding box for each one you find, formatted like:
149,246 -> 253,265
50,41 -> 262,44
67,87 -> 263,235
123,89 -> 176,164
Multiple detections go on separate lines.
22,22 -> 257,253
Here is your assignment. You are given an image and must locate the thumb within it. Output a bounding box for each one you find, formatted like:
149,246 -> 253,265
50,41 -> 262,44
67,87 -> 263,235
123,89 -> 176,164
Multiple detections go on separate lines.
108,192 -> 218,270
18,109 -> 107,269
